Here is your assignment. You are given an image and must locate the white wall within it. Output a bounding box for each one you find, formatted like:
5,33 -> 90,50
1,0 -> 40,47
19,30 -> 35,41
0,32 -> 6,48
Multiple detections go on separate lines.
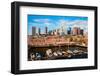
0,0 -> 99,76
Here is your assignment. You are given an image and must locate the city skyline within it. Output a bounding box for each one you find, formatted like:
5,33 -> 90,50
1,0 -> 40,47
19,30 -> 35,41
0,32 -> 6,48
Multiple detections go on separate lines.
28,15 -> 88,35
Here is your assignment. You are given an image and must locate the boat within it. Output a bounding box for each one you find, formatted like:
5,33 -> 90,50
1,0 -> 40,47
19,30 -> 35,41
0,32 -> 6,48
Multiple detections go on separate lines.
46,49 -> 53,57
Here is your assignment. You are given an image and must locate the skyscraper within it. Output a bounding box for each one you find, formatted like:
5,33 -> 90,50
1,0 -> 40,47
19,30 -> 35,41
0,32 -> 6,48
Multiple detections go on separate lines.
45,27 -> 48,34
38,28 -> 41,35
77,27 -> 80,35
32,26 -> 36,36
72,27 -> 81,35
80,29 -> 84,35
72,27 -> 78,35
67,27 -> 71,35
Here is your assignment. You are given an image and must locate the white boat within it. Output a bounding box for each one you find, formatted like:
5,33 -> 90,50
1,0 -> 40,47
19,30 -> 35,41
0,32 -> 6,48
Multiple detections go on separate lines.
57,51 -> 62,56
67,54 -> 72,58
73,50 -> 79,54
30,53 -> 35,60
67,50 -> 73,54
46,49 -> 53,57
53,52 -> 58,56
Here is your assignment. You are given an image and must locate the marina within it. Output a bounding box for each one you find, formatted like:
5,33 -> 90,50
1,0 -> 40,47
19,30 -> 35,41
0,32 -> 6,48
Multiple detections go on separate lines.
28,45 -> 88,61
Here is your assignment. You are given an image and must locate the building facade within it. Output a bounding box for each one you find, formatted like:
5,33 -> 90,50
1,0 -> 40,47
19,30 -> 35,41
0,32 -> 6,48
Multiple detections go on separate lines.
32,26 -> 36,36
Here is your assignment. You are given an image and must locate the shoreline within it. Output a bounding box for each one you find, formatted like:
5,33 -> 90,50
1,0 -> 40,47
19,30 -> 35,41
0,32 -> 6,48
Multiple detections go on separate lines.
28,44 -> 87,48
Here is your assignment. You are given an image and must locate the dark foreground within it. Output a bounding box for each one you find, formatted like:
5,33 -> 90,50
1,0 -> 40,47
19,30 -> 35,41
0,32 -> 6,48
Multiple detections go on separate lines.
28,45 -> 88,61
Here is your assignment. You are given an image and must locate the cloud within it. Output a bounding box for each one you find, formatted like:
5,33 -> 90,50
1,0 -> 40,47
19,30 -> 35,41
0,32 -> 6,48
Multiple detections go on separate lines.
67,20 -> 88,29
55,19 -> 87,32
33,19 -> 51,23
32,18 -> 54,27
28,18 -> 88,34
28,22 -> 37,26
59,20 -> 67,25
67,20 -> 87,26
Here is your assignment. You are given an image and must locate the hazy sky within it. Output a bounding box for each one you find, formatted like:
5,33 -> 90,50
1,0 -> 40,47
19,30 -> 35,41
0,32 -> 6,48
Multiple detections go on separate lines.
28,15 -> 88,35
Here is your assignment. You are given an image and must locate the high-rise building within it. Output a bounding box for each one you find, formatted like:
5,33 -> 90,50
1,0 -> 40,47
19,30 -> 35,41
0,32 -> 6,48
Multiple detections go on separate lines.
72,27 -> 78,35
32,26 -> 36,36
57,29 -> 60,35
45,27 -> 48,34
80,29 -> 84,35
77,27 -> 80,35
38,28 -> 41,35
67,27 -> 71,35
72,27 -> 81,35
